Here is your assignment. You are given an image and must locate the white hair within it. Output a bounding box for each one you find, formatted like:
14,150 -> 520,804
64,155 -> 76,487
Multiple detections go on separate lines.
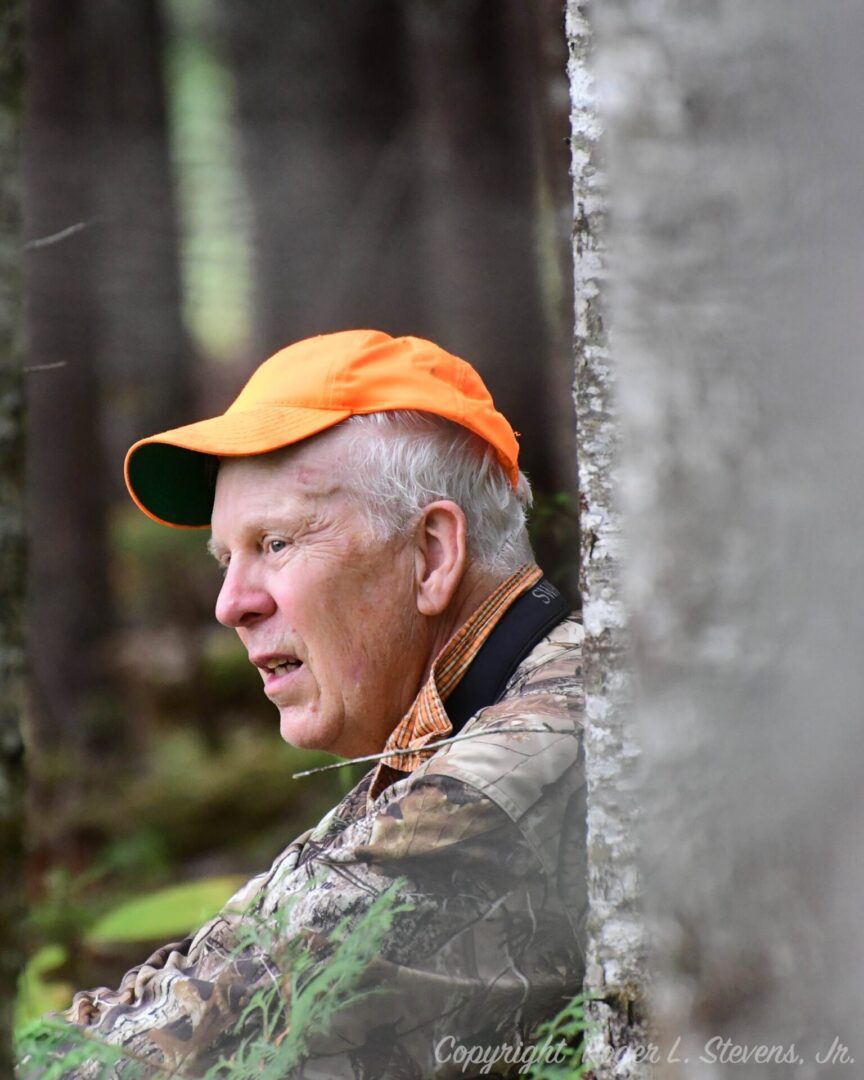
339,410 -> 534,576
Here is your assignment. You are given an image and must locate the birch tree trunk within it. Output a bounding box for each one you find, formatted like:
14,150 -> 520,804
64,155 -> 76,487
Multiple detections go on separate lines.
568,3 -> 648,1074
0,0 -> 27,1066
586,0 -> 864,1075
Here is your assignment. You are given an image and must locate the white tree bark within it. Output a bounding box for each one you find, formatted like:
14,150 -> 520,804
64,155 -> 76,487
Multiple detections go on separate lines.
586,0 -> 864,1076
568,3 -> 649,1075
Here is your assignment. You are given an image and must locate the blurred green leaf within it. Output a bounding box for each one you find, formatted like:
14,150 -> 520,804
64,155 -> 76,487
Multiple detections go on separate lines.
85,875 -> 245,945
16,945 -> 74,1030
96,827 -> 171,878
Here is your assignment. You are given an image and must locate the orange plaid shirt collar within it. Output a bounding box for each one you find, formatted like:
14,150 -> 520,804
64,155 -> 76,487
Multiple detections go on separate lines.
368,563 -> 543,800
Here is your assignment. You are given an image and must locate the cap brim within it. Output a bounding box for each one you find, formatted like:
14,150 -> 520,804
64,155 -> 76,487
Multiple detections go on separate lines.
124,405 -> 353,528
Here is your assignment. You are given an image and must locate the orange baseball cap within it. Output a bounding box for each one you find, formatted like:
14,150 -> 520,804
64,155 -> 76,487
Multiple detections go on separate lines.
124,329 -> 521,528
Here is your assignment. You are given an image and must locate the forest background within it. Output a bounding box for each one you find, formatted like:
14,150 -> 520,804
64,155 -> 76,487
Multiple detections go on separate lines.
11,1 -> 864,1075
15,0 -> 581,1030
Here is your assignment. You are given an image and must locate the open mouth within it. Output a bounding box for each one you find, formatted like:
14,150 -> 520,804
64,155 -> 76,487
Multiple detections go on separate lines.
263,659 -> 301,678
252,654 -> 303,686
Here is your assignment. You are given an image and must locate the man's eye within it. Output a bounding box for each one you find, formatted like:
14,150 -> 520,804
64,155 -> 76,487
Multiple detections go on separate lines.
265,538 -> 289,555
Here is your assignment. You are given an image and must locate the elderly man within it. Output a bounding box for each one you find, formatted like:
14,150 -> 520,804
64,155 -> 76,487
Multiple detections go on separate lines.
60,330 -> 586,1077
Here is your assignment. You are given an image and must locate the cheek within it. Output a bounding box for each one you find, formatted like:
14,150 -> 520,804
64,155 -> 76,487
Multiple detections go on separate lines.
303,611 -> 370,697
303,553 -> 415,690
333,637 -> 378,697
320,616 -> 393,706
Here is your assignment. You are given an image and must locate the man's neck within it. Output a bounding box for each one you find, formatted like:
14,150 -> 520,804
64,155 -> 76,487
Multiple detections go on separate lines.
421,566 -> 516,685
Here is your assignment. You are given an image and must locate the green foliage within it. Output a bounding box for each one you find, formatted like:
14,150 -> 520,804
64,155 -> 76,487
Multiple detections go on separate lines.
85,876 -> 246,946
525,993 -> 595,1080
96,829 -> 172,881
17,874 -> 590,1079
526,490 -> 580,597
163,0 -> 254,362
72,725 -> 342,869
28,866 -> 107,948
20,723 -> 352,1051
111,503 -> 216,619
18,875 -> 246,1032
15,947 -> 74,1032
15,881 -> 411,1079
204,882 -> 413,1079
15,1018 -> 139,1080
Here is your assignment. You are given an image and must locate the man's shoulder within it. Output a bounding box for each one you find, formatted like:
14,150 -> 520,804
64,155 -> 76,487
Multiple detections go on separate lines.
424,607 -> 583,753
502,608 -> 584,699
406,611 -> 585,871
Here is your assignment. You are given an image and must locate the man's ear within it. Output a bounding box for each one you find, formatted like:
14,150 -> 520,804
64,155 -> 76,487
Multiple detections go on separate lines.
414,501 -> 468,616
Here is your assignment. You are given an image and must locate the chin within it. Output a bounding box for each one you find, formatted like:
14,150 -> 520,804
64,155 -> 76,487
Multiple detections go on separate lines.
278,708 -> 342,755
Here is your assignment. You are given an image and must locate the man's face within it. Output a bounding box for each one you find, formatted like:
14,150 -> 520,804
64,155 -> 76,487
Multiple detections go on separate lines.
209,432 -> 429,758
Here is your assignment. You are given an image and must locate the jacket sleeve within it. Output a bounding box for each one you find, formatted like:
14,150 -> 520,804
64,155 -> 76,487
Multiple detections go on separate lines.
33,763 -> 583,1079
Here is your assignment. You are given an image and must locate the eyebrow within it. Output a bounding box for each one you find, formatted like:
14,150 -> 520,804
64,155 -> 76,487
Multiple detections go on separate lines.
206,537 -> 227,562
205,510 -> 313,563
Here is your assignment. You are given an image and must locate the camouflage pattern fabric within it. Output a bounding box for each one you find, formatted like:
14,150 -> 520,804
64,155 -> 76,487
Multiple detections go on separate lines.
44,614 -> 586,1078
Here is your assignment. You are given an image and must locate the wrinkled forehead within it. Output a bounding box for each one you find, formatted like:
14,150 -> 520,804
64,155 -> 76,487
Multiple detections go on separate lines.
220,424 -> 355,494
210,426 -> 361,536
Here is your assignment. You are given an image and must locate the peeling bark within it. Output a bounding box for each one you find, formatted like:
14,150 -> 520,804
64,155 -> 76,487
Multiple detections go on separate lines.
567,3 -> 648,1075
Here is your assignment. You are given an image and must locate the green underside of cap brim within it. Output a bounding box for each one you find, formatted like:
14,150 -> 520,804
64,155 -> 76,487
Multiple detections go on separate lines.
129,443 -> 218,527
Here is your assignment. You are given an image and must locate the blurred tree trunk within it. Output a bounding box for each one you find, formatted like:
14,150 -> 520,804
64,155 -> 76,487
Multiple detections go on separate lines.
406,0 -> 562,501
220,0 -> 419,354
590,0 -> 864,1074
0,0 -> 27,1066
25,0 -> 186,840
89,0 -> 192,469
567,3 -> 647,1073
222,0 -> 577,587
530,0 -> 580,593
25,0 -> 149,856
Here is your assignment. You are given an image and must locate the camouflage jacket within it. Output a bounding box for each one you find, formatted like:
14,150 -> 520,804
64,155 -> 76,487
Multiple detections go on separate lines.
54,613 -> 586,1078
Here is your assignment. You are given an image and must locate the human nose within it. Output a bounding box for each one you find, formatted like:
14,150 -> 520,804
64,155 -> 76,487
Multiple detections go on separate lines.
215,558 -> 277,628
